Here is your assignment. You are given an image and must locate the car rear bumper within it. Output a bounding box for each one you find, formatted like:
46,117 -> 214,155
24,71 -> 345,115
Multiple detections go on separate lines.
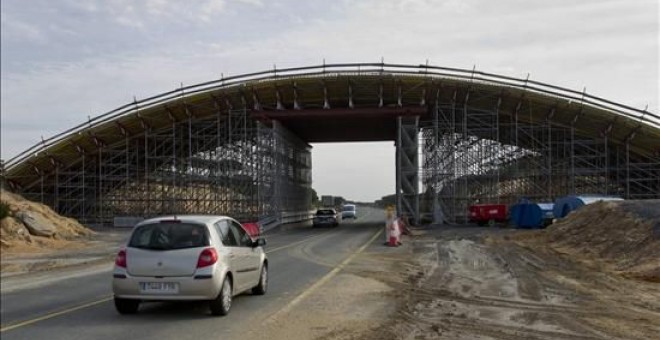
313,219 -> 338,226
112,270 -> 223,300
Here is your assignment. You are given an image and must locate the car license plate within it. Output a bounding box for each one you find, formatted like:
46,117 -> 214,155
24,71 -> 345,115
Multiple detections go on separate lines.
139,282 -> 179,294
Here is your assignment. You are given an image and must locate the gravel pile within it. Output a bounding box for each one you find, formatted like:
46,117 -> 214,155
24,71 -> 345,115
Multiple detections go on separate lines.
1,189 -> 92,249
543,199 -> 660,282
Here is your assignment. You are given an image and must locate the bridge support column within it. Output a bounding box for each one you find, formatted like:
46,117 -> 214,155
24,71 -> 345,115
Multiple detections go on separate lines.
267,121 -> 312,221
396,116 -> 420,225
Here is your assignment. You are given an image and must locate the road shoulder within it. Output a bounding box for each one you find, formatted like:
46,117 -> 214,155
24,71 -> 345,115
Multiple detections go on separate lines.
247,230 -> 414,340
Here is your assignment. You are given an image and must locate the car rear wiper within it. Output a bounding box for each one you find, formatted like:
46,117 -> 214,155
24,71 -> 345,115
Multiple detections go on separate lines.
131,245 -> 171,251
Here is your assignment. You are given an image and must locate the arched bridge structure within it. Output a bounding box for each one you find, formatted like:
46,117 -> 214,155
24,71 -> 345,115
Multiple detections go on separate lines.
3,63 -> 660,225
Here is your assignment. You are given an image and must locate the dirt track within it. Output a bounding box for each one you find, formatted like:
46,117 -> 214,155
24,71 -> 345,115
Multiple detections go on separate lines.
2,216 -> 658,339
377,228 -> 660,339
256,227 -> 660,340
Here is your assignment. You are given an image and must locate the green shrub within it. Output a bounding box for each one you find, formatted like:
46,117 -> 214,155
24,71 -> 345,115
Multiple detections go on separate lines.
0,201 -> 10,220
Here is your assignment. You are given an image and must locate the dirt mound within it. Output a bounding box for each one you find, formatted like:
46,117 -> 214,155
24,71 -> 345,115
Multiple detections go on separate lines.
539,200 -> 660,281
1,189 -> 93,250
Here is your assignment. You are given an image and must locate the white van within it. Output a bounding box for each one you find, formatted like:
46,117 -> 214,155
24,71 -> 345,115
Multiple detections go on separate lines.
341,204 -> 357,219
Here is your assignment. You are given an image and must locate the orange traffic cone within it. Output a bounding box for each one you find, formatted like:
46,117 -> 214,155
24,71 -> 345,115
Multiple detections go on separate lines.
389,235 -> 397,247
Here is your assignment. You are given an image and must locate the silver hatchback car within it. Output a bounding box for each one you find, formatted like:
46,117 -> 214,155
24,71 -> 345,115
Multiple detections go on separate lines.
112,215 -> 267,316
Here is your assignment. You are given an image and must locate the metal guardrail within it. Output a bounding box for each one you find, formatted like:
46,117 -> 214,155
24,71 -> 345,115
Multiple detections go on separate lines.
279,210 -> 316,225
258,210 -> 315,233
6,62 -> 659,171
257,216 -> 280,233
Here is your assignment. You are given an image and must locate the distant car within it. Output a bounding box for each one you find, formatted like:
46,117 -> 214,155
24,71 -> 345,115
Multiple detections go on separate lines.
112,215 -> 268,316
341,204 -> 357,219
313,208 -> 340,227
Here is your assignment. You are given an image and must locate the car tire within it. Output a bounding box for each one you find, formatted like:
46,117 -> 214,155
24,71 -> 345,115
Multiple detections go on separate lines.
114,297 -> 139,314
252,263 -> 268,295
210,276 -> 232,316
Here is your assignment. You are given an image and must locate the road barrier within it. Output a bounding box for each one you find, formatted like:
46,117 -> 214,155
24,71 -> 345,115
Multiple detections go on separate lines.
256,210 -> 316,233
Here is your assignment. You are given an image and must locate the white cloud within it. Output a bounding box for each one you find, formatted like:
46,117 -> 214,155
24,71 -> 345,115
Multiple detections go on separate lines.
1,0 -> 658,200
145,0 -> 170,16
235,0 -> 264,7
200,0 -> 227,22
0,12 -> 46,43
62,0 -> 100,13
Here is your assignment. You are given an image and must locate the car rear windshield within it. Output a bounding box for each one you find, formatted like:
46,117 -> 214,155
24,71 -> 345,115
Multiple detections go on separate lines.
342,206 -> 356,211
316,209 -> 335,216
128,222 -> 210,250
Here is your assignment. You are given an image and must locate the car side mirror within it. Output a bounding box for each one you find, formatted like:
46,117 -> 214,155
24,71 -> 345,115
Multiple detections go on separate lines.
252,238 -> 266,248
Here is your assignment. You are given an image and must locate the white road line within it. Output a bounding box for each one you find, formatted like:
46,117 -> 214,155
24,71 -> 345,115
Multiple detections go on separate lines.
0,229 -> 334,332
0,296 -> 113,333
265,227 -> 383,323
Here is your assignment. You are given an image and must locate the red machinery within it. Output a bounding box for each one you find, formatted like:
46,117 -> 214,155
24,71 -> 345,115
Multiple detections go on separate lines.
468,204 -> 508,226
241,222 -> 261,238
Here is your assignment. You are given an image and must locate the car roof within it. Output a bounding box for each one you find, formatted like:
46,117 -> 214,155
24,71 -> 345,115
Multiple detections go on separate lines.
137,215 -> 233,226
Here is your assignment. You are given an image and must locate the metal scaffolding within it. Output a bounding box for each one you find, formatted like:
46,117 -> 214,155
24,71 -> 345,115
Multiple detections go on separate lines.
4,63 -> 659,225
13,106 -> 311,225
396,116 -> 420,224
421,97 -> 660,224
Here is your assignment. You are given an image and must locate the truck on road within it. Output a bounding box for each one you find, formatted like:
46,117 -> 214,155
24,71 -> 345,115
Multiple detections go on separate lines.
321,195 -> 335,207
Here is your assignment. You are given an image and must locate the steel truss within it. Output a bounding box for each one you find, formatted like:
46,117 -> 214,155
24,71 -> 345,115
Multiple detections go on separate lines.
4,63 -> 659,226
396,116 -> 420,224
421,101 -> 660,224
15,107 -> 311,225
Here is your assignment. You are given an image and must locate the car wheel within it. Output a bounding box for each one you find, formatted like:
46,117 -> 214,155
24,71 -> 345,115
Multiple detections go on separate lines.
252,263 -> 268,295
210,276 -> 232,316
114,297 -> 139,314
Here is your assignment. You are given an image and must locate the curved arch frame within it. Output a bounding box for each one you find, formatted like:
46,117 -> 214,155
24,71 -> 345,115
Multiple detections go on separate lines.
3,63 -> 659,224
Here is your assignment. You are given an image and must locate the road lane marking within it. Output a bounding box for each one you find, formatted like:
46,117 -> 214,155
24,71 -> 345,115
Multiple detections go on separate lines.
265,227 -> 383,322
0,296 -> 113,333
0,229 -> 332,332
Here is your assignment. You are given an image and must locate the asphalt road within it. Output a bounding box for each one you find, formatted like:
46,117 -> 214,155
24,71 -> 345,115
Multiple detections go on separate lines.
0,207 -> 385,340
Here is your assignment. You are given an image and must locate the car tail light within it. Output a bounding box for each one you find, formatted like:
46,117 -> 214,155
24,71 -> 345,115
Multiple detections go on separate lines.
197,248 -> 218,268
115,249 -> 127,268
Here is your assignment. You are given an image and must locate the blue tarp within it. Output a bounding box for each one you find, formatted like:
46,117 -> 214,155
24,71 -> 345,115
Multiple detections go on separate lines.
510,202 -> 554,229
552,195 -> 623,219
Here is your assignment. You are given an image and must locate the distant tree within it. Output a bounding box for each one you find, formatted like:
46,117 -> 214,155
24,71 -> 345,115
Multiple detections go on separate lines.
375,194 -> 396,208
310,188 -> 319,208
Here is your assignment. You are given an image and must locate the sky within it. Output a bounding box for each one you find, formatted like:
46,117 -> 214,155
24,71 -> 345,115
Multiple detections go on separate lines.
1,0 -> 658,202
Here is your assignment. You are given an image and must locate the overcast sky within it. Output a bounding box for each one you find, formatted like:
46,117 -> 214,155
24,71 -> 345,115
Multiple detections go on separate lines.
1,0 -> 658,201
